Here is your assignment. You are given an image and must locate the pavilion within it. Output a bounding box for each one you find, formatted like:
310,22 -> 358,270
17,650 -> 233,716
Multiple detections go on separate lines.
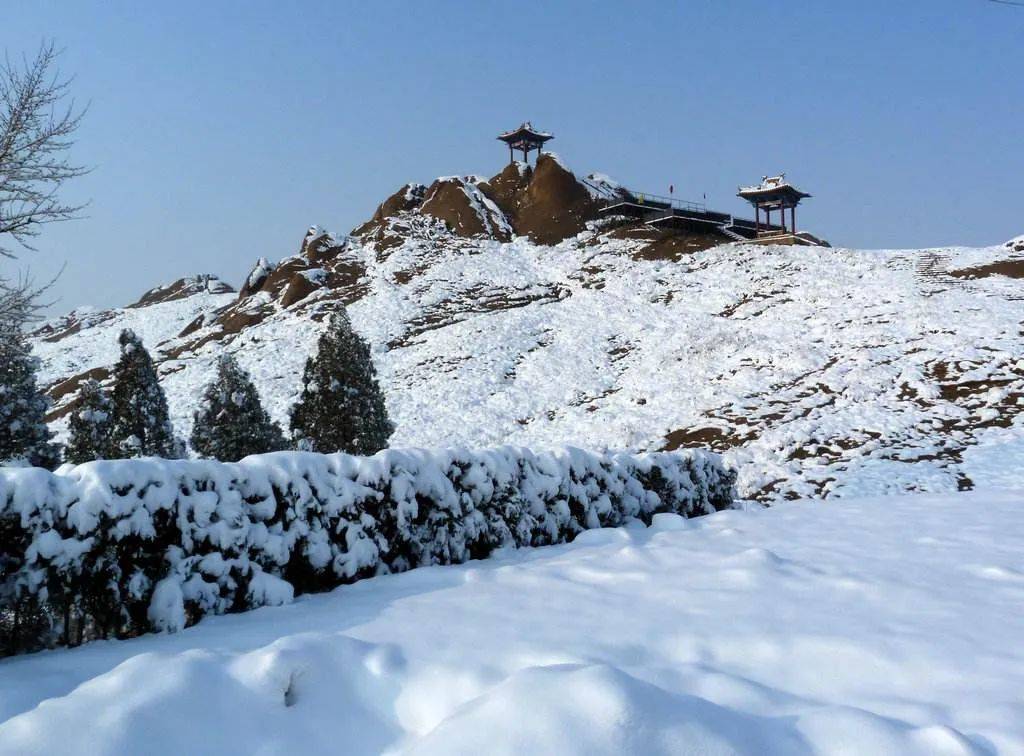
737,175 -> 811,238
497,122 -> 553,164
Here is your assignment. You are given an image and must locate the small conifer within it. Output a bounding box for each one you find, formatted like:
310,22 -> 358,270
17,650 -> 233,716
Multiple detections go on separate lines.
65,379 -> 114,463
191,354 -> 286,461
289,310 -> 393,455
0,323 -> 60,468
108,330 -> 181,458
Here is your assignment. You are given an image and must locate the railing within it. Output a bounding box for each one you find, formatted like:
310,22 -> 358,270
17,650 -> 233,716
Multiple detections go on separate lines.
623,190 -> 707,214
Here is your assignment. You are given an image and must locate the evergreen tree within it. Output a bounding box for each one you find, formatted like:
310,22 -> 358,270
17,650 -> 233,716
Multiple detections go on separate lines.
108,330 -> 181,458
191,354 -> 286,461
289,310 -> 393,455
0,322 -> 60,469
64,379 -> 113,464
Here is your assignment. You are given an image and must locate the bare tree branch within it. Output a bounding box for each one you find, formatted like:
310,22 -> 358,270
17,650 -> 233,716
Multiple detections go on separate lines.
0,41 -> 89,259
0,269 -> 58,334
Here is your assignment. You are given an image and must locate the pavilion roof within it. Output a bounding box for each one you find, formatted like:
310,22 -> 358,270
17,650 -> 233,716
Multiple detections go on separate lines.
497,121 -> 554,145
737,174 -> 811,202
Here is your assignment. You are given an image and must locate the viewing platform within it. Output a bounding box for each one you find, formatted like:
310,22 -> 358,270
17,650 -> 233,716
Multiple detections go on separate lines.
599,191 -> 783,241
599,182 -> 826,246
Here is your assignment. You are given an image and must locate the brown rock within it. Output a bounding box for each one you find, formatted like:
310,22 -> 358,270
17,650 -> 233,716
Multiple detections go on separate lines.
280,271 -> 324,308
352,183 -> 426,238
238,258 -> 276,299
478,161 -> 532,222
513,154 -> 601,245
128,275 -> 234,308
419,178 -> 511,241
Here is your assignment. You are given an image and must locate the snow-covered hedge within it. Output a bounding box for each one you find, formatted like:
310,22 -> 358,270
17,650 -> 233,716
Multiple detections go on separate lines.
0,447 -> 734,654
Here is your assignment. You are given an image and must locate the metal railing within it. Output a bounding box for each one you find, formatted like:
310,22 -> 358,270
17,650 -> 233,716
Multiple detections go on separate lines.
624,191 -> 707,214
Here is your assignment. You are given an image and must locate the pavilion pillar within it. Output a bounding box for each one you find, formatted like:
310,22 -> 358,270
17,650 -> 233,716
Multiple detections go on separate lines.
754,204 -> 760,232
791,206 -> 797,233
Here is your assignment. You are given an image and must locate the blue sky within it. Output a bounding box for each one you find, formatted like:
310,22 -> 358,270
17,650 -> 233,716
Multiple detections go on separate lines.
4,1 -> 1023,313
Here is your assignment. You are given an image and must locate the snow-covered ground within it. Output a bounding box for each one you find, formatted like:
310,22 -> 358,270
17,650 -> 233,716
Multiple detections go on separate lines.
2,490 -> 1022,755
31,233 -> 1024,502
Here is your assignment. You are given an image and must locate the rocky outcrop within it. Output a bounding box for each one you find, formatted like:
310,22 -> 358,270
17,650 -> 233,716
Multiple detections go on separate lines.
129,275 -> 234,308
238,258 -> 275,298
353,155 -> 624,248
280,270 -> 326,308
352,183 -> 427,248
235,228 -> 364,306
477,161 -> 532,219
510,154 -> 604,245
418,177 -> 512,241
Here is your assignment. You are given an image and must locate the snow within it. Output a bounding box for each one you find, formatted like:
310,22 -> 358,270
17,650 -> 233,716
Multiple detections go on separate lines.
2,490 -> 1022,754
28,226 -> 1024,502
245,257 -> 274,290
32,286 -> 235,389
580,171 -> 626,201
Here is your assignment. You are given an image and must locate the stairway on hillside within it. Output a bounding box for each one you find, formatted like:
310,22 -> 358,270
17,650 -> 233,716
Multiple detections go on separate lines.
719,223 -> 748,242
915,252 -> 951,279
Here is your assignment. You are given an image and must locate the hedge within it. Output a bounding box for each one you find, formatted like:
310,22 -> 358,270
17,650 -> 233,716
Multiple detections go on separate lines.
0,446 -> 734,655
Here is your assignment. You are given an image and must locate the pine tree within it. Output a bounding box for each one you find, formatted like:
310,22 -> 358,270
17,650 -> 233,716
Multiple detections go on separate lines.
0,322 -> 60,469
289,310 -> 393,455
64,379 -> 113,464
108,330 -> 181,459
191,354 -> 286,461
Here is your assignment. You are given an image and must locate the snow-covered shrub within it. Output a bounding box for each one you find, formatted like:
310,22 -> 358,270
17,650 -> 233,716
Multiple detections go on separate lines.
190,355 -> 286,461
0,446 -> 734,655
289,310 -> 393,455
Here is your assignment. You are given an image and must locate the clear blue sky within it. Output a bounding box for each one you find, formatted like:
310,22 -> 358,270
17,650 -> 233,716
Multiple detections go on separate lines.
4,1 -> 1023,313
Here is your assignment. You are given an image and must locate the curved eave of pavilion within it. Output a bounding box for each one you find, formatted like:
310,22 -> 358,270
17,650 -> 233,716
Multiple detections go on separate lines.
497,128 -> 554,144
737,185 -> 812,201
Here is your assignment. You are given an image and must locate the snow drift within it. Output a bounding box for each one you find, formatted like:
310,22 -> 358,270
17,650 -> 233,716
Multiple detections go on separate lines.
2,490 -> 1021,755
0,446 -> 733,653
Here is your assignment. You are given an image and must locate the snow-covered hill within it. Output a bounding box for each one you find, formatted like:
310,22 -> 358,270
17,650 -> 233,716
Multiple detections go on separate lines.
30,157 -> 1024,500
2,490 -> 1022,755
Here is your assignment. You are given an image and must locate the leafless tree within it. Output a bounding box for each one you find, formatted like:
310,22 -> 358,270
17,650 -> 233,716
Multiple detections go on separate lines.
0,271 -> 54,329
0,41 -> 88,257
0,41 -> 86,325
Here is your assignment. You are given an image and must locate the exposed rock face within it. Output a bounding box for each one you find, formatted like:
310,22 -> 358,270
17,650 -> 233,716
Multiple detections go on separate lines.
353,155 -> 624,248
234,228 -> 365,307
177,227 -> 370,348
510,154 -> 602,245
280,270 -> 326,308
477,161 -> 532,220
238,258 -> 275,298
129,275 -> 235,308
419,177 -> 512,241
352,183 -> 427,247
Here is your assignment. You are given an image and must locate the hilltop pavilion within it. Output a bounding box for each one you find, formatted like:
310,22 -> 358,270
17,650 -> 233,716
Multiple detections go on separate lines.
497,122 -> 553,164
737,175 -> 811,237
